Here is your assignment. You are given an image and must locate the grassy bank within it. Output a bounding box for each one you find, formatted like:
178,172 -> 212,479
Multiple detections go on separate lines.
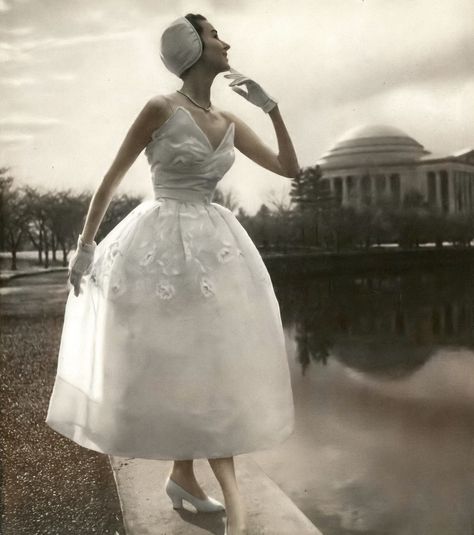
262,246 -> 474,280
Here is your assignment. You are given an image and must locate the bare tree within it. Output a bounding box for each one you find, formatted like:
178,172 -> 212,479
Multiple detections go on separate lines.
47,190 -> 91,266
266,186 -> 293,215
98,193 -> 143,241
266,187 -> 294,252
1,177 -> 30,270
23,186 -> 51,266
213,186 -> 240,213
0,167 -> 15,252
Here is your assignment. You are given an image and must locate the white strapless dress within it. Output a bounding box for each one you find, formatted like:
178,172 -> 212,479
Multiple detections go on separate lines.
45,104 -> 295,460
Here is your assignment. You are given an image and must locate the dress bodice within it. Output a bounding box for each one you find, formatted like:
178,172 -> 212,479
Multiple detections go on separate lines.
145,106 -> 236,204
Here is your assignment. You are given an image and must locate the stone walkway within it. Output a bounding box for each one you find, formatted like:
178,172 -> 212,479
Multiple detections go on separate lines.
109,454 -> 323,535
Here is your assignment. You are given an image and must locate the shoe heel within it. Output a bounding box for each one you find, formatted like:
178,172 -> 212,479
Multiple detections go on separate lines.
170,495 -> 183,509
165,476 -> 184,509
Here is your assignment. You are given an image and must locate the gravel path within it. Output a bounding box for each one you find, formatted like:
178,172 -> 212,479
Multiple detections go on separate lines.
0,273 -> 125,534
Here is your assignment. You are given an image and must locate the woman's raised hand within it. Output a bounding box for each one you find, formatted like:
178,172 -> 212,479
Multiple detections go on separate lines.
224,67 -> 277,113
67,234 -> 97,297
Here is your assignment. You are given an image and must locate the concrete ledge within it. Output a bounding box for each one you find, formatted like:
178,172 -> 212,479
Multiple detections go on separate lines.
109,454 -> 323,535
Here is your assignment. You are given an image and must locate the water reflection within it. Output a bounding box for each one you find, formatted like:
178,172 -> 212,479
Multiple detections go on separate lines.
277,269 -> 474,378
251,266 -> 474,535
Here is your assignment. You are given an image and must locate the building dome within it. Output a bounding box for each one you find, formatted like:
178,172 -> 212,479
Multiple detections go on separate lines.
319,123 -> 431,168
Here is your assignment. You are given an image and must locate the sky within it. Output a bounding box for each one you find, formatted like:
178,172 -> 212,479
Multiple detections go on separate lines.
1,0 -> 473,215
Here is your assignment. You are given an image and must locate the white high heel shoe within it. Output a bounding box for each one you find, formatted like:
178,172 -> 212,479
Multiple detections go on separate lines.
164,475 -> 225,513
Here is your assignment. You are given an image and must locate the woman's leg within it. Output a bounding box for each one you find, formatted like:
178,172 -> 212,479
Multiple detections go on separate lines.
208,456 -> 248,534
168,459 -> 207,499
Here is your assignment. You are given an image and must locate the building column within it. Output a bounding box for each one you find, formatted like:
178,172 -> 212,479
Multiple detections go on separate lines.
435,172 -> 442,209
464,172 -> 470,212
328,176 -> 334,195
356,176 -> 362,208
467,173 -> 474,212
462,173 -> 465,212
342,176 -> 348,205
468,174 -> 473,211
448,170 -> 456,213
453,171 -> 458,212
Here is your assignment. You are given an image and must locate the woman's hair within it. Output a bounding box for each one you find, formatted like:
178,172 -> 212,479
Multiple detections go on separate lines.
179,13 -> 207,79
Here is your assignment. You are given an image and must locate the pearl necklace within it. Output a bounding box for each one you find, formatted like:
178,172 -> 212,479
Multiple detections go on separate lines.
176,89 -> 212,111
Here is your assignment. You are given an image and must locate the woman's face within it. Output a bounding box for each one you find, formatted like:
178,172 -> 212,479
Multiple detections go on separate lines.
199,20 -> 231,72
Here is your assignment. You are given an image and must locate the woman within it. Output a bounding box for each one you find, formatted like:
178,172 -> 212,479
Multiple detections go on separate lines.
46,13 -> 300,535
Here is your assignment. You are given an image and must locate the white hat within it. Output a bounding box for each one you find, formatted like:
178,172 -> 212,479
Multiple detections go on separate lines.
160,16 -> 203,77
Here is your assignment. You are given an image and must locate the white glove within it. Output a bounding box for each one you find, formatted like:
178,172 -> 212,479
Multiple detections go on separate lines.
223,67 -> 277,113
67,234 -> 97,297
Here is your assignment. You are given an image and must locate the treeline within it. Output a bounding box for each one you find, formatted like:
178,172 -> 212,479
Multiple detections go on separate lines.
240,165 -> 474,253
2,164 -> 474,270
0,168 -> 142,270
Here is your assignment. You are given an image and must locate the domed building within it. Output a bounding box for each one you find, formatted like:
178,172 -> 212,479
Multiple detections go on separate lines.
317,124 -> 474,213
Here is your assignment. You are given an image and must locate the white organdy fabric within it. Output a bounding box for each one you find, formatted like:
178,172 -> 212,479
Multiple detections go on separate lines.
45,103 -> 295,460
160,16 -> 202,77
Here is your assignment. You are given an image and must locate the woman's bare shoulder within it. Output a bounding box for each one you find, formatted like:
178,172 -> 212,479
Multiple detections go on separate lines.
217,107 -> 236,121
220,108 -> 247,128
144,94 -> 172,115
137,94 -> 176,135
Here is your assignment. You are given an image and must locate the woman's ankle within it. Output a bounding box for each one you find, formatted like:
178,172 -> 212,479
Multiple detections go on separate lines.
225,500 -> 247,527
226,517 -> 248,535
170,471 -> 197,484
170,464 -> 194,478
168,471 -> 208,499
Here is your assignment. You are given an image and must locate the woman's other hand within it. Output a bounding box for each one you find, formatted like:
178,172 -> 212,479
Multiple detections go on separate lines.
224,67 -> 277,113
67,234 -> 97,297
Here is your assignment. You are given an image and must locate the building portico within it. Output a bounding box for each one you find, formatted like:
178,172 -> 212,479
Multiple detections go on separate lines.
318,124 -> 474,214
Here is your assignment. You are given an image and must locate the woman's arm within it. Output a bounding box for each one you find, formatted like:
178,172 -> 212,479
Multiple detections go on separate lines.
267,105 -> 300,178
223,106 -> 300,179
80,96 -> 168,244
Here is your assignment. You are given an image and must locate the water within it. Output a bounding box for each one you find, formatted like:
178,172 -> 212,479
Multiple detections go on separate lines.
251,267 -> 474,535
